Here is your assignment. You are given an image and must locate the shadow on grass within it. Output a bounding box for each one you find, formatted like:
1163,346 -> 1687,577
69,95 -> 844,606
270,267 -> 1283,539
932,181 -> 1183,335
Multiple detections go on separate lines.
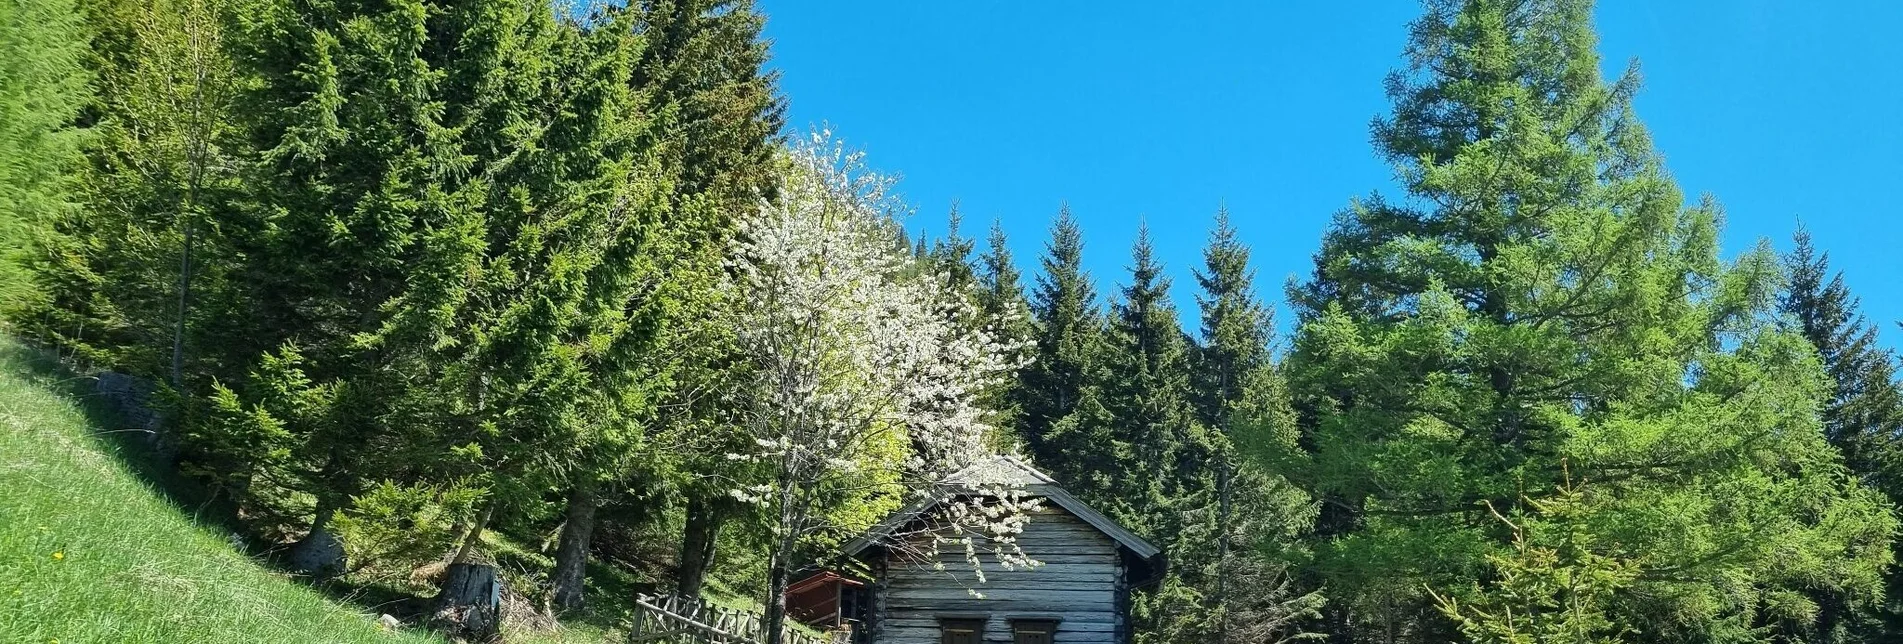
3,338 -> 650,637
0,339 -> 438,621
0,340 -> 244,536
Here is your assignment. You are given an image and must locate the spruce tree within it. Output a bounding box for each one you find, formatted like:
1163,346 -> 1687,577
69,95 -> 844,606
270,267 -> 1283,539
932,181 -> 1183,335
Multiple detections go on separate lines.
1282,1 -> 1895,640
1783,228 -> 1903,484
1062,223 -> 1222,644
1193,207 -> 1273,430
1100,223 -> 1212,519
927,204 -> 977,290
619,0 -> 789,601
212,0 -> 492,571
1020,206 -> 1101,464
1187,207 -> 1325,643
632,0 -> 784,217
1782,227 -> 1903,641
975,219 -> 1034,444
174,0 -> 678,589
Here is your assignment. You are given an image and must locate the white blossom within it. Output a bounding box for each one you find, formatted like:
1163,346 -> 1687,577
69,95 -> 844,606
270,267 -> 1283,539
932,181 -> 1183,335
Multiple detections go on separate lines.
720,132 -> 1035,634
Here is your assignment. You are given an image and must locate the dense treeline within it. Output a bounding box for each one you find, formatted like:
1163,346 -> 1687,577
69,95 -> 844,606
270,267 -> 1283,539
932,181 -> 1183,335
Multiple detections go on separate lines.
4,0 -> 1902,642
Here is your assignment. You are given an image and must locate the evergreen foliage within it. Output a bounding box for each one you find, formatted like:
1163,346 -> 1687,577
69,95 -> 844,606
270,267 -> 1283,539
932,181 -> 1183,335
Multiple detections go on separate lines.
1782,228 -> 1903,641
974,219 -> 1035,443
1279,0 -> 1896,641
3,0 -> 1897,641
1020,206 -> 1101,465
0,0 -> 90,310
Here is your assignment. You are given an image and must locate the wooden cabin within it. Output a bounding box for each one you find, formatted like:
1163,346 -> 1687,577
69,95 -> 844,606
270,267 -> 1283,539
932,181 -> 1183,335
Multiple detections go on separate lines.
785,570 -> 867,631
791,455 -> 1164,644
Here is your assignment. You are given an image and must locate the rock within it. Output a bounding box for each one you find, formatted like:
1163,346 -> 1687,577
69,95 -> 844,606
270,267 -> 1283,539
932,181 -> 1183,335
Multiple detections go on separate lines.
378,614 -> 401,631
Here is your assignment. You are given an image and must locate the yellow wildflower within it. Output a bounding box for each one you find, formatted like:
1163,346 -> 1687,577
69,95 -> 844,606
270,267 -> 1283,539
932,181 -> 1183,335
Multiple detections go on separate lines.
51,551 -> 63,561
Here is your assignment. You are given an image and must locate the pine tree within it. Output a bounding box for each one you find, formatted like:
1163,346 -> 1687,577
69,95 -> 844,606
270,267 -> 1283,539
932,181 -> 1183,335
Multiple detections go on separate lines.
1283,1 -> 1895,640
1781,227 -> 1903,641
1020,206 -> 1101,464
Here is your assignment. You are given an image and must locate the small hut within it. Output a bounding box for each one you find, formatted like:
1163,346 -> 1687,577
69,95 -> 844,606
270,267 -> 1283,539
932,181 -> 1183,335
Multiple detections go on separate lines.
789,455 -> 1164,644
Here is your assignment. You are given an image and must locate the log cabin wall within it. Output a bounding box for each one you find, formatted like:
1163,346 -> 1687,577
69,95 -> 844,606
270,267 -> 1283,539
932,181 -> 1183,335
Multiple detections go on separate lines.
868,505 -> 1125,644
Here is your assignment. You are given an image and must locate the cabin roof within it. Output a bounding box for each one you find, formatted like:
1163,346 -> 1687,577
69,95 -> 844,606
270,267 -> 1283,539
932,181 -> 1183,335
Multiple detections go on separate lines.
787,570 -> 865,595
841,454 -> 1163,561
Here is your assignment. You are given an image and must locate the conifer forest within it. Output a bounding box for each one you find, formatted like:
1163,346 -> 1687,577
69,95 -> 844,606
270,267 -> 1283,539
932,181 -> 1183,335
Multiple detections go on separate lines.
3,0 -> 1901,643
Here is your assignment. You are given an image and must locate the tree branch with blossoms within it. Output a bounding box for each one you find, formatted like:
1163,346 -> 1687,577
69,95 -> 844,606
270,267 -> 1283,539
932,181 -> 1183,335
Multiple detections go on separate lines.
718,131 -> 1035,643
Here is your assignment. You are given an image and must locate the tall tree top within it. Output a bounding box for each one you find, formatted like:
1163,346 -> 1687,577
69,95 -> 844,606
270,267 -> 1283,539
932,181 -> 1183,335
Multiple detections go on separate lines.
1783,226 -> 1903,478
1301,0 -> 1696,326
1032,204 -> 1096,322
633,0 -> 784,215
1192,207 -> 1274,427
978,219 -> 1023,309
1115,222 -> 1175,328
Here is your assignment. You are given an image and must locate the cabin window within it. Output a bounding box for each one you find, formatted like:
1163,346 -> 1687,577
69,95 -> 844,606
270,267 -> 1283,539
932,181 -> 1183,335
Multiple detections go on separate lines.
1012,619 -> 1056,644
940,618 -> 985,644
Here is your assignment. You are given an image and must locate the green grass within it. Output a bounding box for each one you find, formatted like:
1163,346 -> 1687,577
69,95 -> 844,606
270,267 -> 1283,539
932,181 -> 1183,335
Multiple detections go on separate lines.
0,337 -> 442,643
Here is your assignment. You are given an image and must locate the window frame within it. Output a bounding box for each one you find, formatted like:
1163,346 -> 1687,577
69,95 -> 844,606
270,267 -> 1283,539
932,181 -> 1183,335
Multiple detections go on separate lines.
1011,618 -> 1058,644
938,617 -> 986,644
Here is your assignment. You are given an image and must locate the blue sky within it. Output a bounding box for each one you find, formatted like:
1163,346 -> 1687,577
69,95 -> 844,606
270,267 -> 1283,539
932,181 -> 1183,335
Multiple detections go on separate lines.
758,1 -> 1903,346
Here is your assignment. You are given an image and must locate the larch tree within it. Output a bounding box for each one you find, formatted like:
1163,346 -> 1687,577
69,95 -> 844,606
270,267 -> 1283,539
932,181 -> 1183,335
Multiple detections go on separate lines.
0,0 -> 89,314
719,133 -> 1026,644
1278,0 -> 1895,641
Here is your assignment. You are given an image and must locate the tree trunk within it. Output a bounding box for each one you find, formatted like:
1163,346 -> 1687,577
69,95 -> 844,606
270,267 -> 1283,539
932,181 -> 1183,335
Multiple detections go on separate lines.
288,497 -> 345,578
1215,457 -> 1232,644
676,494 -> 723,598
762,474 -> 799,644
170,216 -> 192,389
551,483 -> 598,611
430,562 -> 502,641
763,544 -> 791,644
453,500 -> 495,565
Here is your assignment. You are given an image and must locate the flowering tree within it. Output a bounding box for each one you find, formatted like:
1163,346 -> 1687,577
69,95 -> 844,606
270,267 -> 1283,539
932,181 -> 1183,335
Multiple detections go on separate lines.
721,132 -> 1030,643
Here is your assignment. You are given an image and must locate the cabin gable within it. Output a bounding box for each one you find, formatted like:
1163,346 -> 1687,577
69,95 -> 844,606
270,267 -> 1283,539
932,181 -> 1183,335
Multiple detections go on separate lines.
867,504 -> 1127,644
804,455 -> 1160,644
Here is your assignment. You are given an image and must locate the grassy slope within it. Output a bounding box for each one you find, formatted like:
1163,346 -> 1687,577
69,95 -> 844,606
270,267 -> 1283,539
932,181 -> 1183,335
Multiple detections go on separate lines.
0,337 -> 440,643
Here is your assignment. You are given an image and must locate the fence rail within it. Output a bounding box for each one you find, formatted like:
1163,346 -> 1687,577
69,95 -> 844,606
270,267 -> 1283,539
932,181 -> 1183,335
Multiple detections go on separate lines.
625,593 -> 831,644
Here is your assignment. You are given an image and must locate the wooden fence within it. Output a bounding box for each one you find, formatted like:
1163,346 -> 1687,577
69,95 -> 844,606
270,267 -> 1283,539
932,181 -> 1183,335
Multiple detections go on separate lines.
625,593 -> 835,644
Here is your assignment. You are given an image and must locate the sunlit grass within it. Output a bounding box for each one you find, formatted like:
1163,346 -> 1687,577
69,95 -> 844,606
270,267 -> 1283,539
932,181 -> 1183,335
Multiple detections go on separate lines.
0,337 -> 441,643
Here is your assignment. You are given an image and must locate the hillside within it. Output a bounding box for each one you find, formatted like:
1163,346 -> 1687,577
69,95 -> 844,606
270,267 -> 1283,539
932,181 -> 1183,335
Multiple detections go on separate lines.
0,337 -> 440,643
